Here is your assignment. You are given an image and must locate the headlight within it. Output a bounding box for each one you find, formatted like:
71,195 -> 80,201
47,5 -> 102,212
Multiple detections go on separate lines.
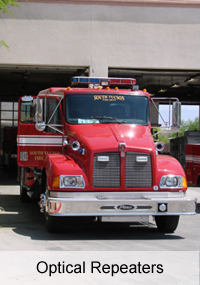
159,175 -> 186,189
60,175 -> 85,188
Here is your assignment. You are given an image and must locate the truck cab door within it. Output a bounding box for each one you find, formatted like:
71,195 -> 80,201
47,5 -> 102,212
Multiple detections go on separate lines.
17,95 -> 63,168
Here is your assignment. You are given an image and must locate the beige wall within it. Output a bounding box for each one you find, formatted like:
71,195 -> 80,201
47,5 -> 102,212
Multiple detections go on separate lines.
17,0 -> 200,8
0,2 -> 200,76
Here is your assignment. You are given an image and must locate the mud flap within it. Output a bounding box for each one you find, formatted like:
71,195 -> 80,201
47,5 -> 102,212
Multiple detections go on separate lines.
27,180 -> 40,201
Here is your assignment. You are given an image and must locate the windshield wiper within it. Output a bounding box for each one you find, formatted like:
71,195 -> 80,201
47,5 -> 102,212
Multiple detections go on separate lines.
91,116 -> 126,124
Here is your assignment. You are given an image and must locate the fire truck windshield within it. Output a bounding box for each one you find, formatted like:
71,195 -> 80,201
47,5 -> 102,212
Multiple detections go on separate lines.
66,94 -> 149,125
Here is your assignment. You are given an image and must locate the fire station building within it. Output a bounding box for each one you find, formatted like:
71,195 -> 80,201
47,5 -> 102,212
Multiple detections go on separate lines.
0,0 -> 200,168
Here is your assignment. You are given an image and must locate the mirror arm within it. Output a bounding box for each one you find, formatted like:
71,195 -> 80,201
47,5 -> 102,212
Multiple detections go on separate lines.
46,124 -> 64,135
47,97 -> 63,125
151,98 -> 168,128
151,97 -> 180,129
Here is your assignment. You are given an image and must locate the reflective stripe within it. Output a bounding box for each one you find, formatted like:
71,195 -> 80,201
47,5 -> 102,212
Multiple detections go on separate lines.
185,155 -> 200,164
185,155 -> 193,163
194,156 -> 200,163
17,135 -> 62,147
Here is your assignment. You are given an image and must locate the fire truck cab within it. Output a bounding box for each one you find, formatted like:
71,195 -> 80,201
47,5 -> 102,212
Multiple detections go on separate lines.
17,77 -> 196,233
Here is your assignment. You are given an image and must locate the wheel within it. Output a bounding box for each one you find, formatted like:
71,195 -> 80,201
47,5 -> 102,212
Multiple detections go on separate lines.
155,215 -> 180,233
19,168 -> 31,203
44,179 -> 65,233
45,212 -> 65,233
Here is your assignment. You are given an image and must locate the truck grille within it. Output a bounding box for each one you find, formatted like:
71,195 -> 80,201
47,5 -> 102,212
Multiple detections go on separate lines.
93,153 -> 120,187
93,152 -> 152,188
125,153 -> 152,187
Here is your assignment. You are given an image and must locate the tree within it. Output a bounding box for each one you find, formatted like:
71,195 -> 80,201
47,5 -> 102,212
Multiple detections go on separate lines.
171,117 -> 199,138
155,117 -> 199,144
0,0 -> 20,50
0,0 -> 19,15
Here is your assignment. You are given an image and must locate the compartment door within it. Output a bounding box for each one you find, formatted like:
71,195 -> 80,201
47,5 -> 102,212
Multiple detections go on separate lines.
185,144 -> 193,185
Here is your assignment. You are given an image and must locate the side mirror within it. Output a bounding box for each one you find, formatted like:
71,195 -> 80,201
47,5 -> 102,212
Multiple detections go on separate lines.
172,102 -> 181,128
35,98 -> 45,131
150,101 -> 159,127
35,121 -> 46,131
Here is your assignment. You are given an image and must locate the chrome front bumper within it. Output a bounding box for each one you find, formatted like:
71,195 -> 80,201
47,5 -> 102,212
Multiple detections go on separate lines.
41,191 -> 197,217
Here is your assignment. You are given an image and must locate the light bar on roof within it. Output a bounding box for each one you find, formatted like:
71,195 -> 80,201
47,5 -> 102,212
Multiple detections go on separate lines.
71,76 -> 136,86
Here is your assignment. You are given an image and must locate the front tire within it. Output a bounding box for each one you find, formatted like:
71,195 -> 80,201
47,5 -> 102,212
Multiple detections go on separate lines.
20,168 -> 31,203
44,178 -> 65,233
155,215 -> 180,233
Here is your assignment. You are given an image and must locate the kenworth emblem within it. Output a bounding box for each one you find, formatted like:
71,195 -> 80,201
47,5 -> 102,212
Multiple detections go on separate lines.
117,205 -> 134,210
118,143 -> 126,157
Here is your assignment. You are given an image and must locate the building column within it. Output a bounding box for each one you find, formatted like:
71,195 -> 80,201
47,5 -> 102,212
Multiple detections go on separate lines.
89,65 -> 108,77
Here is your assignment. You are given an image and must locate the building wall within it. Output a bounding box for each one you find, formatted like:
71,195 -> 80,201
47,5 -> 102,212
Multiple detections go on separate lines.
0,2 -> 200,76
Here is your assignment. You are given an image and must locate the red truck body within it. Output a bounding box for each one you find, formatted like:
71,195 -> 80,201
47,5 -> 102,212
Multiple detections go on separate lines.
170,131 -> 200,186
185,144 -> 200,186
17,77 -> 196,233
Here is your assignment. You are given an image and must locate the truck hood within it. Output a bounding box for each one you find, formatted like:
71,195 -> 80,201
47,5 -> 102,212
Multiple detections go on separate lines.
68,124 -> 154,153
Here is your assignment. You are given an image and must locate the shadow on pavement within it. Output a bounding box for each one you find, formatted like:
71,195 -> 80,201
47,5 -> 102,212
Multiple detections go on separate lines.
0,192 -> 184,242
196,203 -> 200,213
0,167 -> 18,186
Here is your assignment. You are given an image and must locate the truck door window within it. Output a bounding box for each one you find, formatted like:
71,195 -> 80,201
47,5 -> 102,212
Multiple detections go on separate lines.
45,98 -> 62,133
20,100 -> 35,124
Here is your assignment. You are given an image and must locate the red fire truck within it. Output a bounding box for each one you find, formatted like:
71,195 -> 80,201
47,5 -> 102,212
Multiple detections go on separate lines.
185,144 -> 200,186
17,77 -> 196,233
170,131 -> 200,186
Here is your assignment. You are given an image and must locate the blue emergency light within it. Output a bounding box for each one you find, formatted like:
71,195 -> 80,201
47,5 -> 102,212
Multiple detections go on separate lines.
71,76 -> 136,86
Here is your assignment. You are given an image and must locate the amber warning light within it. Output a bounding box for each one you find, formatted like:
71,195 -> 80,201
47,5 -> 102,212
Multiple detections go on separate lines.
71,76 -> 137,87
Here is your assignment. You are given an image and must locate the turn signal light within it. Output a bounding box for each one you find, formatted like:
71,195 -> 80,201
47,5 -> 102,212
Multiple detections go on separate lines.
52,176 -> 59,188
